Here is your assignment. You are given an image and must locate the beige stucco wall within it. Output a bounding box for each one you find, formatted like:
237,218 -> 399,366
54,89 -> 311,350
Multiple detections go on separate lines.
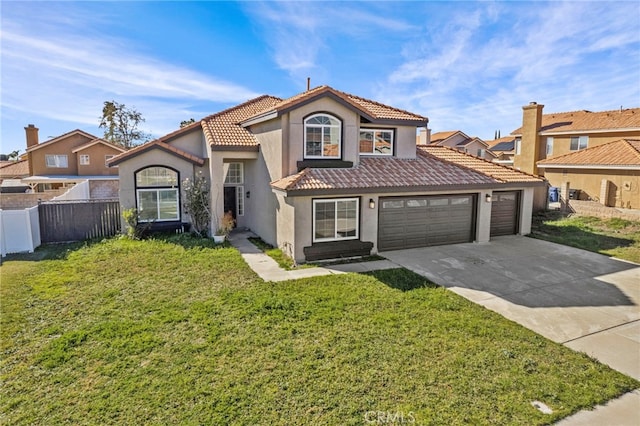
167,130 -> 208,159
281,187 -> 537,262
29,133 -> 93,176
76,144 -> 123,176
544,169 -> 640,209
117,149 -> 206,230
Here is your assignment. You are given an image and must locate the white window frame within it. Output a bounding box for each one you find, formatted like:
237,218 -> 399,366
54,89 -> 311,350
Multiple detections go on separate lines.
546,137 -> 553,155
45,154 -> 68,168
570,136 -> 588,151
514,138 -> 521,155
359,128 -> 394,156
477,148 -> 486,158
79,154 -> 90,165
312,198 -> 359,243
236,186 -> 244,216
136,188 -> 179,222
304,113 -> 342,159
224,163 -> 244,184
105,155 -> 115,167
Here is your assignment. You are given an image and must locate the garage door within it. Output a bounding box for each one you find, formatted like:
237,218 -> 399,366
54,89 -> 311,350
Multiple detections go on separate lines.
378,194 -> 476,251
490,191 -> 520,237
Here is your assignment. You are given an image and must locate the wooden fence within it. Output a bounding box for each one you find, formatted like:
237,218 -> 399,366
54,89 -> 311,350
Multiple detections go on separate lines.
38,199 -> 121,243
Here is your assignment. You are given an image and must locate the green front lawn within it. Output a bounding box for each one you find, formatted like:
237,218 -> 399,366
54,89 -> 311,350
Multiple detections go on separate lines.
1,235 -> 637,425
530,212 -> 640,263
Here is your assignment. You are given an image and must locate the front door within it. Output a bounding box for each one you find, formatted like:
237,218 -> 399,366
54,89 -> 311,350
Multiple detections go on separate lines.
223,187 -> 237,223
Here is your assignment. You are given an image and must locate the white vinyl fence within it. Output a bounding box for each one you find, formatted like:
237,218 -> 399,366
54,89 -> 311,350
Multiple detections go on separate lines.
0,206 -> 41,257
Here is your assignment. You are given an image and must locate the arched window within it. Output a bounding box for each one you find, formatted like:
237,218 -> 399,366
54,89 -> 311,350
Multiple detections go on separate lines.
304,113 -> 341,159
135,166 -> 180,222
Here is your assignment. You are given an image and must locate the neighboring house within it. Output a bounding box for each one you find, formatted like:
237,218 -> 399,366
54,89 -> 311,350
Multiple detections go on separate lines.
486,136 -> 516,166
109,86 -> 544,262
426,130 -> 496,161
22,125 -> 126,197
0,159 -> 29,193
537,139 -> 640,209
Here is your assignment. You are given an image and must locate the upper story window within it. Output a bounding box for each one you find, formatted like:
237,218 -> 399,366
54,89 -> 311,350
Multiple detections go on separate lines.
225,163 -> 244,184
135,166 -> 179,222
546,137 -> 554,155
304,114 -> 341,159
45,154 -> 68,168
514,138 -> 521,155
359,129 -> 394,156
570,136 -> 588,151
79,154 -> 90,165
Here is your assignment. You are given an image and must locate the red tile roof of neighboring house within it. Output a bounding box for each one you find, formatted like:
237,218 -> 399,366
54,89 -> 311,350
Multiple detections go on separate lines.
71,138 -> 127,153
0,159 -> 29,178
108,140 -> 205,167
487,136 -> 516,150
537,139 -> 640,168
247,86 -> 427,124
202,95 -> 282,148
26,129 -> 99,152
272,146 -> 543,193
511,108 -> 640,135
428,130 -> 467,145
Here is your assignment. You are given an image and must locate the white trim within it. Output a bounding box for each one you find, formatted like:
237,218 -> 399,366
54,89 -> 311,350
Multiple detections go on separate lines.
45,154 -> 68,168
540,127 -> 640,136
537,164 -> 640,170
136,188 -> 179,222
236,186 -> 244,216
79,154 -> 90,165
304,113 -> 342,159
312,197 -> 359,243
546,137 -> 553,156
224,162 -> 244,184
359,128 -> 394,156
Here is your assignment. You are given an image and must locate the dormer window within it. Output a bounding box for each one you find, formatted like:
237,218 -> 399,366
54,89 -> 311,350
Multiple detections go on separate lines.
304,114 -> 341,159
359,129 -> 394,156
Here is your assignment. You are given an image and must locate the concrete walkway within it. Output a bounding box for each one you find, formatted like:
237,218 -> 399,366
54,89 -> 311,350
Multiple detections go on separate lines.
227,230 -> 398,282
381,236 -> 640,425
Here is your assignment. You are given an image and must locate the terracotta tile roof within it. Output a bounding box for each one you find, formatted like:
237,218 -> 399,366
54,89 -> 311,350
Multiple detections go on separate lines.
537,139 -> 640,168
0,159 -> 29,178
511,108 -> 640,135
71,138 -> 127,153
108,140 -> 205,167
26,129 -> 98,152
421,146 -> 542,182
272,146 -> 543,192
248,86 -> 427,124
428,130 -> 465,145
202,95 -> 282,147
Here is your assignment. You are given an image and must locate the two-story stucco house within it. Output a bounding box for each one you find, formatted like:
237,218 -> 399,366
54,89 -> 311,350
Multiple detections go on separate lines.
22,125 -> 126,197
109,86 -> 544,262
511,103 -> 640,209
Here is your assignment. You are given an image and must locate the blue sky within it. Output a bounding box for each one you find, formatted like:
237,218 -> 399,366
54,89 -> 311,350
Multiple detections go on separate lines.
2,1 -> 639,155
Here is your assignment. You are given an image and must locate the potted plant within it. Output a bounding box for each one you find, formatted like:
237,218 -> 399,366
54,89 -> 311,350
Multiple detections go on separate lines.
213,211 -> 235,243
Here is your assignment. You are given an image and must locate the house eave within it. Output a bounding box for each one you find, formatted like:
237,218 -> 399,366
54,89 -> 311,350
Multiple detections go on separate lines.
271,181 -> 545,197
537,164 -> 640,170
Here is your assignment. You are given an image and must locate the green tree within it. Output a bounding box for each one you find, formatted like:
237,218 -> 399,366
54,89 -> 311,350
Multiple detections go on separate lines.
99,101 -> 148,149
180,118 -> 196,128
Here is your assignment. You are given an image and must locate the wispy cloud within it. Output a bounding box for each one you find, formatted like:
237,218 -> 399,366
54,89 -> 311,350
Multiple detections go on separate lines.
1,7 -> 259,140
243,1 -> 418,84
378,1 -> 640,138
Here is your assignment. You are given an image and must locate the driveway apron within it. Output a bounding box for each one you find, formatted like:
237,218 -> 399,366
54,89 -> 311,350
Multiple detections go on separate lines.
380,236 -> 640,380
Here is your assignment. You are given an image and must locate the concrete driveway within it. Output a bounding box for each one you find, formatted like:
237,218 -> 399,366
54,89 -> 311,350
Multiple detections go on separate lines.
380,236 -> 640,380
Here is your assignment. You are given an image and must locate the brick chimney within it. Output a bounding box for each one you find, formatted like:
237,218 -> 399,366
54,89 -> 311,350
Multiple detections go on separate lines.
25,124 -> 39,149
514,102 -> 544,175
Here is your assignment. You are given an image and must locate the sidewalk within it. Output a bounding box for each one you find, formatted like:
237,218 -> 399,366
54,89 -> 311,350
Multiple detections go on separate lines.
227,230 -> 397,282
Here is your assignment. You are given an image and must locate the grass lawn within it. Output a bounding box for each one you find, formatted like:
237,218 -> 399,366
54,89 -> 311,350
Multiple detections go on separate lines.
530,212 -> 640,263
1,235 -> 637,425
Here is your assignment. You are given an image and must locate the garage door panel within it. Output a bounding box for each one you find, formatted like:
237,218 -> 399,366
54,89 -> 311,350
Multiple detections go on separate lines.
378,194 -> 476,251
490,191 -> 519,237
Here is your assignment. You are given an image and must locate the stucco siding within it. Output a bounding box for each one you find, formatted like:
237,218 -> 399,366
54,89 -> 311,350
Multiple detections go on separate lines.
30,133 -> 93,175
394,126 -> 419,159
167,130 -> 207,159
77,144 -> 123,176
544,169 -> 640,209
